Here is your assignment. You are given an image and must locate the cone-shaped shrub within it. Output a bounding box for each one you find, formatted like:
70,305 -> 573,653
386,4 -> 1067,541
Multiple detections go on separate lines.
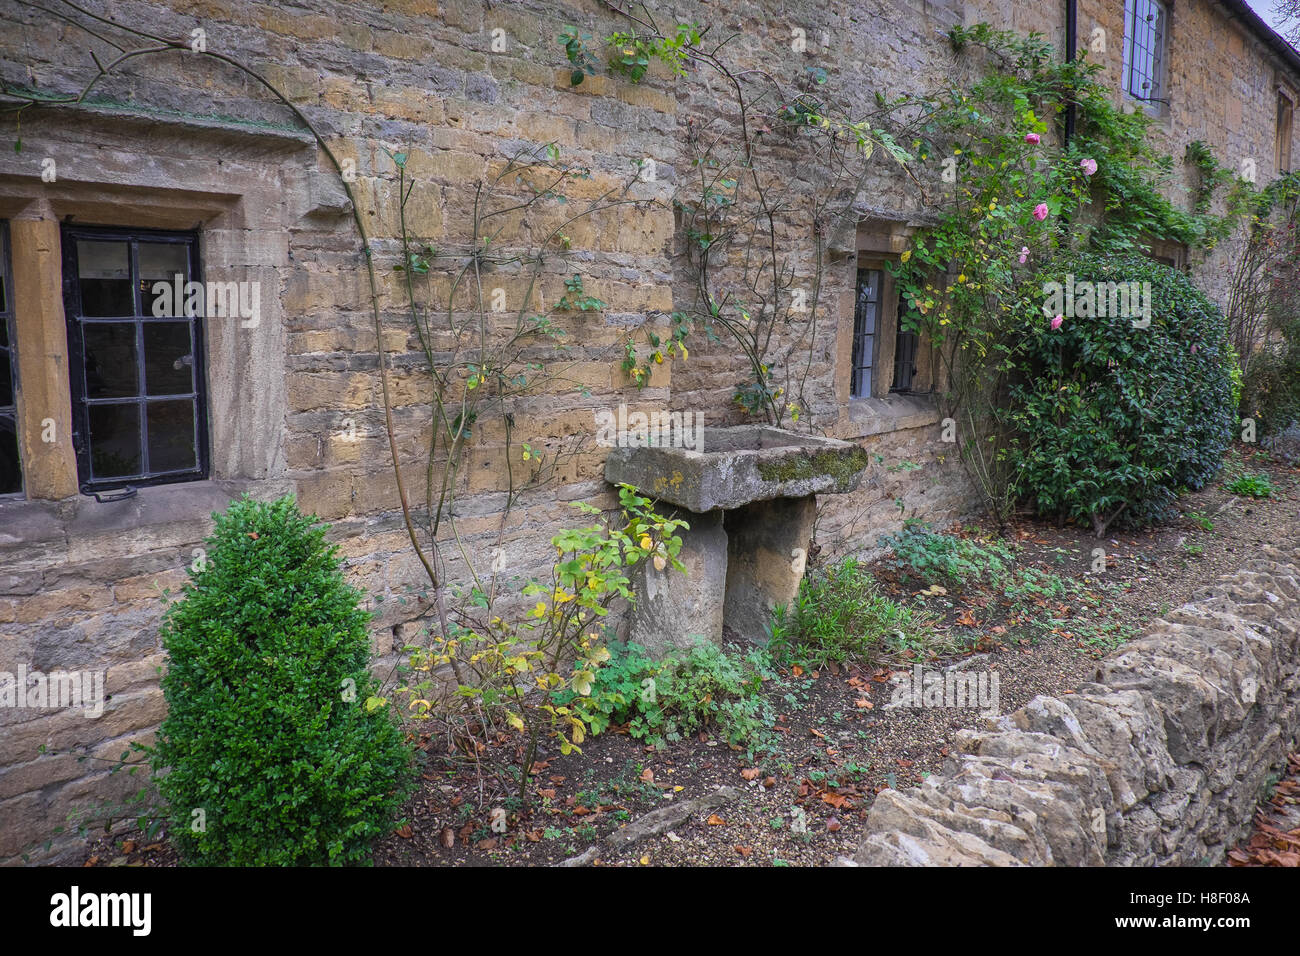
152,495 -> 413,865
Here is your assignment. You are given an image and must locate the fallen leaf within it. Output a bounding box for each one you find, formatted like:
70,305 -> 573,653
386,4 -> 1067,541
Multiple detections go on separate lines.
83,856 -> 99,867
538,789 -> 557,800
740,767 -> 761,781
475,838 -> 497,850
896,758 -> 914,769
821,792 -> 850,809
120,840 -> 135,854
706,814 -> 726,826
792,665 -> 804,677
855,698 -> 874,709
395,825 -> 413,839
827,817 -> 842,832
763,776 -> 776,789
735,845 -> 752,857
639,768 -> 655,784
639,855 -> 650,865
441,828 -> 455,849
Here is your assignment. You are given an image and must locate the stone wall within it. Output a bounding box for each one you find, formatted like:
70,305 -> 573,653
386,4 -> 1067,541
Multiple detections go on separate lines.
0,0 -> 1295,863
854,545 -> 1300,866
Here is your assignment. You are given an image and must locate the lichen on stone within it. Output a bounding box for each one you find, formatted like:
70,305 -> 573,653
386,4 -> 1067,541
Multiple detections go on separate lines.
756,446 -> 868,487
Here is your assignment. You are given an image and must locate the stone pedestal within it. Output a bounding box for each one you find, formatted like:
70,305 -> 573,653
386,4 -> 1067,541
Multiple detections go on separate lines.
608,426 -> 869,656
626,509 -> 727,655
723,496 -> 817,643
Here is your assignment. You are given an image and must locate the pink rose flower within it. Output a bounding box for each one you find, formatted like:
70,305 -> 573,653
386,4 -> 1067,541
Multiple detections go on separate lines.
1033,203 -> 1049,221
1080,157 -> 1098,176
1050,314 -> 1063,330
1019,246 -> 1030,264
1025,133 -> 1041,145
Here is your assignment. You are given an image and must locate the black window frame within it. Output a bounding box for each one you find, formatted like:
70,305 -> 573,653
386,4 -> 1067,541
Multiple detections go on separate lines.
0,220 -> 21,498
61,223 -> 210,494
851,267 -> 881,399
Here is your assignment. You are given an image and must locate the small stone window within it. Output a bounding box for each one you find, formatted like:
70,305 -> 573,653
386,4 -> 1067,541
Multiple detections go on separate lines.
61,225 -> 209,493
0,222 -> 20,496
1122,0 -> 1167,109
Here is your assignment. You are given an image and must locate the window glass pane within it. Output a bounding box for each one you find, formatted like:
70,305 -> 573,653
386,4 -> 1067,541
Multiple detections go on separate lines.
139,243 -> 190,317
147,400 -> 196,472
0,414 -> 18,494
76,240 -> 133,316
143,321 -> 193,395
0,346 -> 11,407
83,322 -> 139,398
88,403 -> 141,478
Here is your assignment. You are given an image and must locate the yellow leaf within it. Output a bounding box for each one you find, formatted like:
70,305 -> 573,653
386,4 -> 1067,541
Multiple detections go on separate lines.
653,554 -> 667,572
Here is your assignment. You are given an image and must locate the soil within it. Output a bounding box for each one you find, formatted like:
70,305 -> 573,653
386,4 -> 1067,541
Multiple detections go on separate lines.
78,443 -> 1300,868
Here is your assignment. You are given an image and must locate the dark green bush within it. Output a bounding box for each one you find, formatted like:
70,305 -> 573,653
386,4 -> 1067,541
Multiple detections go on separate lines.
1003,253 -> 1235,534
152,495 -> 414,865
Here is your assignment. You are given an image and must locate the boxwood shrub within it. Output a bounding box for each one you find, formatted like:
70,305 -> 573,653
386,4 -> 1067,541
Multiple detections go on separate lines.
152,495 -> 414,865
1002,253 -> 1235,533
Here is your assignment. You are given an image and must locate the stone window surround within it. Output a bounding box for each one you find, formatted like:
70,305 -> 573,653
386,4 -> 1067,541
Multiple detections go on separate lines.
0,112 -> 320,547
838,219 -> 942,440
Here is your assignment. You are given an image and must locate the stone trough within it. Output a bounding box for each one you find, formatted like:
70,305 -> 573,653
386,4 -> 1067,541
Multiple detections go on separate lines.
604,425 -> 869,654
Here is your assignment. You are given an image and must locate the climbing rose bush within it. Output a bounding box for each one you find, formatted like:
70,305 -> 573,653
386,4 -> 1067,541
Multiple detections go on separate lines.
1001,254 -> 1236,534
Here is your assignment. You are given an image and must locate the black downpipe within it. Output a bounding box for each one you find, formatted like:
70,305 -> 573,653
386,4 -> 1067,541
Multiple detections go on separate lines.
1065,0 -> 1077,149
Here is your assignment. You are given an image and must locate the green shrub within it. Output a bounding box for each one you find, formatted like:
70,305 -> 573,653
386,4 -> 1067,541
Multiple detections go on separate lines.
151,495 -> 414,866
1241,312 -> 1300,439
877,523 -> 1013,588
770,556 -> 933,666
1003,253 -> 1236,534
559,639 -> 775,748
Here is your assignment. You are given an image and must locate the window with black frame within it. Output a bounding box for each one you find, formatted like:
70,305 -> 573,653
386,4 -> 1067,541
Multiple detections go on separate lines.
62,226 -> 208,493
1122,0 -> 1167,108
0,222 -> 21,496
851,268 -> 880,398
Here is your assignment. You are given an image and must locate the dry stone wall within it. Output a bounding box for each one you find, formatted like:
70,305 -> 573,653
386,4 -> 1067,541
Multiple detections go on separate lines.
854,545 -> 1300,866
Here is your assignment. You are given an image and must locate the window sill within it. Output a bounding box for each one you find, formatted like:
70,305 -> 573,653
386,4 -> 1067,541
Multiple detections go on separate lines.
0,477 -> 292,564
843,392 -> 942,438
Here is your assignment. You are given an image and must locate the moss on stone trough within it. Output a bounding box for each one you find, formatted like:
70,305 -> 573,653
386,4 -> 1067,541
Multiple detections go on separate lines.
756,446 -> 868,487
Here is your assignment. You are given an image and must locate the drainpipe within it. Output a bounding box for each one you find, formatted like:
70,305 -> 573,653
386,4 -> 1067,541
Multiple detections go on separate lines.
1065,0 -> 1077,149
